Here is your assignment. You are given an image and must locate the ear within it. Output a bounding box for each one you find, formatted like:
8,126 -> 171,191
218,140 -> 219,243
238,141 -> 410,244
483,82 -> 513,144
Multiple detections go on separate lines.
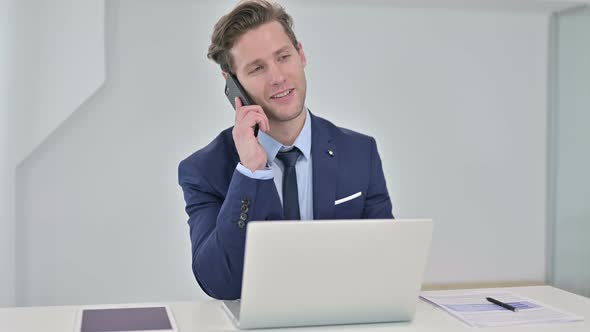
297,42 -> 307,67
221,71 -> 229,80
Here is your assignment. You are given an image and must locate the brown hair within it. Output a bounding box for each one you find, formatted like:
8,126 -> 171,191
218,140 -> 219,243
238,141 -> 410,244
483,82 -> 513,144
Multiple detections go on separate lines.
207,0 -> 299,74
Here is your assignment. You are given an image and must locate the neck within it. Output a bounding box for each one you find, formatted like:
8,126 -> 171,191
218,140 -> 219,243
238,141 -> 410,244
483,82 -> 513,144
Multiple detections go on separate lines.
268,109 -> 307,146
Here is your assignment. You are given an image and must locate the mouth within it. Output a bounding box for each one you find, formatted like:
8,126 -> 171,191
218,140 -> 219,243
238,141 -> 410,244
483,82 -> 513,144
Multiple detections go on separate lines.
270,88 -> 294,100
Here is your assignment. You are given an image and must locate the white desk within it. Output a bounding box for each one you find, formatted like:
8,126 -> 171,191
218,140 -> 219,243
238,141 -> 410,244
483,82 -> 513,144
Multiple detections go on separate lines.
1,286 -> 588,331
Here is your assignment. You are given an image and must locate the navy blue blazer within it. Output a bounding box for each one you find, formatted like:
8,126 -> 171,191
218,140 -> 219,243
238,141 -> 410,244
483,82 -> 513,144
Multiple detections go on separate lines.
178,113 -> 393,300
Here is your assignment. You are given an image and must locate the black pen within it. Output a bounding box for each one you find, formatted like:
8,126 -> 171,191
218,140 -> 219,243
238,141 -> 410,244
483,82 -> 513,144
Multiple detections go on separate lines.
486,297 -> 519,312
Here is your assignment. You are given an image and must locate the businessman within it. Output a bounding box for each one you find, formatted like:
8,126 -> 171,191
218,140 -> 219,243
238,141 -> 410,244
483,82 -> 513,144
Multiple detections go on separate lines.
178,0 -> 393,300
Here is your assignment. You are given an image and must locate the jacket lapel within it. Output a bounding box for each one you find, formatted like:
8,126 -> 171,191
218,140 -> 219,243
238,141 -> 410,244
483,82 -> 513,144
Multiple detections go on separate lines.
311,113 -> 337,220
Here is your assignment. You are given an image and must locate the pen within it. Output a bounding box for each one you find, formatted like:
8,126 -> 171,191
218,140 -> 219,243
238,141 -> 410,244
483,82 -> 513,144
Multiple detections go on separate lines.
486,297 -> 519,312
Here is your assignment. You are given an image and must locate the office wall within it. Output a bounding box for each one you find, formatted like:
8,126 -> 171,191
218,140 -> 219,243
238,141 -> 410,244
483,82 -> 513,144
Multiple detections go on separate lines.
10,0 -> 105,307
16,0 -> 549,306
553,8 -> 590,297
13,0 -> 105,163
0,0 -> 16,308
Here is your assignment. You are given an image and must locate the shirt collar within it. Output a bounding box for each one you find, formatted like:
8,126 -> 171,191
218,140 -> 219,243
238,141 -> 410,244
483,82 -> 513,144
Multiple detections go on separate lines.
258,108 -> 312,162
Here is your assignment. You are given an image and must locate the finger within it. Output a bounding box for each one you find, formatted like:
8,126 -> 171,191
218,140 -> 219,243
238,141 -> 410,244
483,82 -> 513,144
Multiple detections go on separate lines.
234,97 -> 243,122
243,108 -> 269,133
236,104 -> 264,122
260,113 -> 270,133
241,112 -> 268,133
260,110 -> 270,132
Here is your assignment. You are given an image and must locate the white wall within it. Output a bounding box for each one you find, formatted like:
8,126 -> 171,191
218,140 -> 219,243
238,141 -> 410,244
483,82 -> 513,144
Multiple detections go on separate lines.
553,7 -> 590,297
16,0 -> 549,306
0,0 -> 16,307
10,0 -> 105,307
13,0 -> 105,163
292,3 -> 548,287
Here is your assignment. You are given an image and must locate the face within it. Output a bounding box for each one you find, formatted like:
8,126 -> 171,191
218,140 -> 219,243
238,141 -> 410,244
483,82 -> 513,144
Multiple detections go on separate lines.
229,21 -> 307,123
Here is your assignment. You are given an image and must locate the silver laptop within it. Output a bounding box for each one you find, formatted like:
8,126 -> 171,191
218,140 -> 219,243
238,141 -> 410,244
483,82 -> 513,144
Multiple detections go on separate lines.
222,219 -> 433,329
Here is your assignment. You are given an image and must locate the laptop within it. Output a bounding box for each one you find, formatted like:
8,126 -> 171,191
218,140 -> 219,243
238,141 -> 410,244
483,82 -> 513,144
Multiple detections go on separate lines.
222,219 -> 433,329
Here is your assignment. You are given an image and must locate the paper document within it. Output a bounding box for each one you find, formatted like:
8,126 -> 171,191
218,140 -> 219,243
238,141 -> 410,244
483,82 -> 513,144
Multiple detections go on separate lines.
420,290 -> 583,327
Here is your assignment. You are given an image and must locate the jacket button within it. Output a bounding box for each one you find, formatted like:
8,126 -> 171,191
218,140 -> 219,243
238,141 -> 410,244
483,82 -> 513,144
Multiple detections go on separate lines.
241,205 -> 249,213
240,213 -> 247,221
238,220 -> 245,228
241,199 -> 250,206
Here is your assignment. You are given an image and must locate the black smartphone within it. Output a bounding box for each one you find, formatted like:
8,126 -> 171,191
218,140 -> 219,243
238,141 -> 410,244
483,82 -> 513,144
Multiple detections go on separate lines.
225,73 -> 259,136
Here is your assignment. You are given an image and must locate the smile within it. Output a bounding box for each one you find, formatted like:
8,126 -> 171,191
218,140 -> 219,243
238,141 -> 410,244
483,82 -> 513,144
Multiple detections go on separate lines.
270,89 -> 294,99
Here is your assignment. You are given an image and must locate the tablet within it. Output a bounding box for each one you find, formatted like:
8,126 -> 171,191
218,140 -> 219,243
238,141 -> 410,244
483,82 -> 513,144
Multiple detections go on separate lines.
74,304 -> 177,332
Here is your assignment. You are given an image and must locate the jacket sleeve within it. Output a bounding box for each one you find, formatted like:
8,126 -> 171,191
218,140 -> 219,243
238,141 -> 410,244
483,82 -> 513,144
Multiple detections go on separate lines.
362,137 -> 394,219
178,161 -> 282,300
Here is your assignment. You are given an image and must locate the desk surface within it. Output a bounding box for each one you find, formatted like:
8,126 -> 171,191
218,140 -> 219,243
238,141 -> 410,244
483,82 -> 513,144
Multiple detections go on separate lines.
1,286 -> 588,331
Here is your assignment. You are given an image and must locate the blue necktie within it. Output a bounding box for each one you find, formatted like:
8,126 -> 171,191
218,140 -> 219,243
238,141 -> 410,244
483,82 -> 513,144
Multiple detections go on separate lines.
276,147 -> 301,220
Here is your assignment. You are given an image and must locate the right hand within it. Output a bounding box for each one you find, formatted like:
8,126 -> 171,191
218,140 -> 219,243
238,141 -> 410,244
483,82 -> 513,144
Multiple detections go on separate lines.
232,97 -> 270,172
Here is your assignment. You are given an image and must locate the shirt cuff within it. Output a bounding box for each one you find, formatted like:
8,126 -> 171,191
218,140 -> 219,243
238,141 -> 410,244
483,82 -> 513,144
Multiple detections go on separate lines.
236,163 -> 274,180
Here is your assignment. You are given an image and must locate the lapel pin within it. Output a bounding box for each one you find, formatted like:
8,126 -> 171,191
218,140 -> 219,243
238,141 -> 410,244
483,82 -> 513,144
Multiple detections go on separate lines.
327,150 -> 334,157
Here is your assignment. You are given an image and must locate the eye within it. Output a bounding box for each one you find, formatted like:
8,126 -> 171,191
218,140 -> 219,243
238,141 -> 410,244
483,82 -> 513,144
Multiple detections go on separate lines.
248,65 -> 263,75
278,54 -> 291,62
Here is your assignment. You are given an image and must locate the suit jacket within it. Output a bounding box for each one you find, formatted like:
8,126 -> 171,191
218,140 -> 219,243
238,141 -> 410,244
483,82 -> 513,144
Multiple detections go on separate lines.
178,112 -> 393,300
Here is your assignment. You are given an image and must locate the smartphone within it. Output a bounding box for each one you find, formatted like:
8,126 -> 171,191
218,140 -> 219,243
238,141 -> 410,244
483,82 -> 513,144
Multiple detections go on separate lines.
225,73 -> 259,136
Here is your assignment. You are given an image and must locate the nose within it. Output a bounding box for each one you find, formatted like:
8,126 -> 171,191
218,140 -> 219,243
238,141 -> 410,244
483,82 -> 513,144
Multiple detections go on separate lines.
268,62 -> 286,86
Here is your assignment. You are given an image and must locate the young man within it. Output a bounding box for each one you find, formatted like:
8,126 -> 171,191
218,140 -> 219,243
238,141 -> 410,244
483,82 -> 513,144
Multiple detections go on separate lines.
178,0 -> 393,300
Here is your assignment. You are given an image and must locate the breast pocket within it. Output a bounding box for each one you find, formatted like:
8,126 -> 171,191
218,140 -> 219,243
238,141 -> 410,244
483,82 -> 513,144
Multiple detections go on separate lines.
335,191 -> 362,206
333,191 -> 364,219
